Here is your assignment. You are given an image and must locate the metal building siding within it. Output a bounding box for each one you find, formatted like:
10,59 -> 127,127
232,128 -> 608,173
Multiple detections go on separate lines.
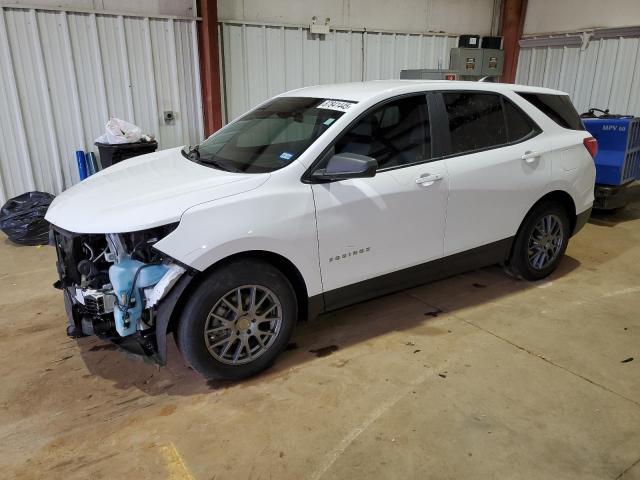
220,21 -> 457,122
174,19 -> 204,151
124,16 -> 160,146
0,6 -> 203,205
517,34 -> 640,116
3,8 -> 64,196
67,13 -> 111,158
0,9 -> 33,201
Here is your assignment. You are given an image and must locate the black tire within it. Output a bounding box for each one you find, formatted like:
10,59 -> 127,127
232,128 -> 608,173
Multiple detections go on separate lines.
506,202 -> 571,281
176,259 -> 297,380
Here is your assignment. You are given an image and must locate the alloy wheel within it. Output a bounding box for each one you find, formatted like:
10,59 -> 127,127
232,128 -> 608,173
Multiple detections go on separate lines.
527,214 -> 564,271
204,285 -> 283,365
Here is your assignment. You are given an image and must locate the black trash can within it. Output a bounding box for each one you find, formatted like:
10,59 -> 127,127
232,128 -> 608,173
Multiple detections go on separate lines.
95,140 -> 158,168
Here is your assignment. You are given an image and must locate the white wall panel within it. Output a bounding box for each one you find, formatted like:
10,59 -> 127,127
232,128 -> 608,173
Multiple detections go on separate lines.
524,0 -> 640,35
124,16 -> 159,143
221,21 -> 457,122
218,0 -> 496,36
174,19 -> 204,151
36,10 -> 85,191
67,12 -> 110,155
0,5 -> 203,204
517,33 -> 640,117
572,41 -> 600,113
149,18 -> 182,149
0,0 -> 195,18
3,8 -> 63,195
0,8 -> 34,199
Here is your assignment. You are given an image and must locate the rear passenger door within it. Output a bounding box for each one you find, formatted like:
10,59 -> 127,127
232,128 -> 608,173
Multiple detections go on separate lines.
440,91 -> 552,255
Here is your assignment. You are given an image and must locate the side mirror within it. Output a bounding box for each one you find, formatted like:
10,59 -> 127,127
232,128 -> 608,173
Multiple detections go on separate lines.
312,153 -> 377,182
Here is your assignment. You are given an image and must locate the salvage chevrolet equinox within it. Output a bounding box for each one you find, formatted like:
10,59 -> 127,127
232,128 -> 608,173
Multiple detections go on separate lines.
46,80 -> 596,380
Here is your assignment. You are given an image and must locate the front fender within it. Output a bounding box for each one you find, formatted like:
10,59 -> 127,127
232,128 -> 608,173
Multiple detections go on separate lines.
153,176 -> 323,298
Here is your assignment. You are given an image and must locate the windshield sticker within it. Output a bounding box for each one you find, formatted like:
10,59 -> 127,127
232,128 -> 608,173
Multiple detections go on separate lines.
317,100 -> 355,112
323,118 -> 336,126
279,152 -> 294,161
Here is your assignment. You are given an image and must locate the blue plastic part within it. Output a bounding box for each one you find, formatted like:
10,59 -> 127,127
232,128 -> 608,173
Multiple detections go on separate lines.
84,152 -> 98,176
87,152 -> 100,174
75,150 -> 88,180
84,152 -> 94,176
109,258 -> 169,337
583,117 -> 640,186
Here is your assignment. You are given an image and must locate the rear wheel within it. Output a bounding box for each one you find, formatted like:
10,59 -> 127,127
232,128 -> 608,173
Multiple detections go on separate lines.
176,259 -> 297,380
507,202 -> 571,281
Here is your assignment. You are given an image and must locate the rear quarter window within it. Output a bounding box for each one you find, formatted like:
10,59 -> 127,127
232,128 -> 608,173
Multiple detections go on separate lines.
517,92 -> 584,130
503,98 -> 540,142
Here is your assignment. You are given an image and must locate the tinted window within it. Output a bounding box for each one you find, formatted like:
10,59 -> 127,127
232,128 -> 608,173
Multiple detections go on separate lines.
504,99 -> 539,142
443,92 -> 507,154
190,97 -> 348,173
335,95 -> 431,169
237,117 -> 316,147
517,93 -> 584,130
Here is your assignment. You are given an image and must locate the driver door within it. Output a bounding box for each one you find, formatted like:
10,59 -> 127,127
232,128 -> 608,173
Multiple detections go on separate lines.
310,94 -> 449,309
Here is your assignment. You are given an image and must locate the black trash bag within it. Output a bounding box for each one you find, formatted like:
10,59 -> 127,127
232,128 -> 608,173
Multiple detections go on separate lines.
0,191 -> 55,246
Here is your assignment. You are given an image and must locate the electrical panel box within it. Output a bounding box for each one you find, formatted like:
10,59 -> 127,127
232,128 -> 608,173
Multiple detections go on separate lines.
449,48 -> 484,76
401,47 -> 504,81
448,48 -> 504,77
481,49 -> 504,76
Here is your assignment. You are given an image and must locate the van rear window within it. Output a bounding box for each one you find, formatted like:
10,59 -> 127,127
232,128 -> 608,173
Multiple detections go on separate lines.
517,93 -> 584,131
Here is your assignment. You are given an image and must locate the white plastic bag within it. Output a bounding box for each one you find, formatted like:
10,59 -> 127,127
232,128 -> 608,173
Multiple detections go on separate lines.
95,117 -> 142,144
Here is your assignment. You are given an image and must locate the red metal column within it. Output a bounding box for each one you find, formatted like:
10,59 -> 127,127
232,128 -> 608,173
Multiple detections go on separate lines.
197,0 -> 223,136
500,0 -> 528,83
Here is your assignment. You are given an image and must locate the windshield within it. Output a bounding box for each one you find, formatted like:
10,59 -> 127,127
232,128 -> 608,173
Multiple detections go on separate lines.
184,97 -> 353,173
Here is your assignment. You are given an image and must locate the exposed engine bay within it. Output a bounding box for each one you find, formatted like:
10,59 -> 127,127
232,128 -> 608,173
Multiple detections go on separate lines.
51,224 -> 186,361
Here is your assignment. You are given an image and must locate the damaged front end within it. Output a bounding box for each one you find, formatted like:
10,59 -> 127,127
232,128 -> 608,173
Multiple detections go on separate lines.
51,224 -> 189,363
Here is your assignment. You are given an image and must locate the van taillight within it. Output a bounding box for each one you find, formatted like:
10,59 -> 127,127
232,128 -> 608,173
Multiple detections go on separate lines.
583,137 -> 598,159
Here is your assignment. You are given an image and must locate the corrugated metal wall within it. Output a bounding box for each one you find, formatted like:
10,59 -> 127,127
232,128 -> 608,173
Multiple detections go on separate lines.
220,21 -> 458,122
516,33 -> 640,117
0,6 -> 203,204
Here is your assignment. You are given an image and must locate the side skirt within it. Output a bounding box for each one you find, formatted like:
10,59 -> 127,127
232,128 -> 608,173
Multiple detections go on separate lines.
314,237 -> 514,313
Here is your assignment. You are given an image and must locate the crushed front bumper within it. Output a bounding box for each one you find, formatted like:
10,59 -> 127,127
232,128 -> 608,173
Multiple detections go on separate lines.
61,285 -> 162,362
51,226 -> 193,365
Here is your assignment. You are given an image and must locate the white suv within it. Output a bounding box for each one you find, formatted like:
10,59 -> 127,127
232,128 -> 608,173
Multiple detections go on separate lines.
46,80 -> 596,380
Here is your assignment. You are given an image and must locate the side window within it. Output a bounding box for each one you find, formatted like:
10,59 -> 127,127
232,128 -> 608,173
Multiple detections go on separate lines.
443,92 -> 507,155
335,95 -> 431,169
503,98 -> 540,143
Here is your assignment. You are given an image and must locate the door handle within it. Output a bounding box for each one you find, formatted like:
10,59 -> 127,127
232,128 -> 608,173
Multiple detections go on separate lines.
415,173 -> 443,185
521,151 -> 541,163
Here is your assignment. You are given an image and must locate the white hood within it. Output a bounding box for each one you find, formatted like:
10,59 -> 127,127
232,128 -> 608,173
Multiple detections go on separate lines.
45,147 -> 270,233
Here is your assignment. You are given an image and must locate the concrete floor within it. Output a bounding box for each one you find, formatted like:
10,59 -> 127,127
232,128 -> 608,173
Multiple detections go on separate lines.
1,201 -> 639,480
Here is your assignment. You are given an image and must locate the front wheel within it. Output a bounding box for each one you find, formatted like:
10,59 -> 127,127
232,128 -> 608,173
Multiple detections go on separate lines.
176,259 -> 297,380
506,202 -> 571,281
